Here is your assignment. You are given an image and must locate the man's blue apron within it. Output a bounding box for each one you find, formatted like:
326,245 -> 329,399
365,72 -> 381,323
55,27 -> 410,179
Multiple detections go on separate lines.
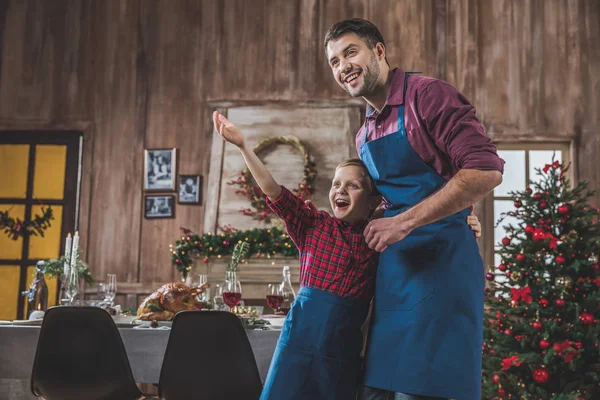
359,74 -> 484,400
260,286 -> 369,400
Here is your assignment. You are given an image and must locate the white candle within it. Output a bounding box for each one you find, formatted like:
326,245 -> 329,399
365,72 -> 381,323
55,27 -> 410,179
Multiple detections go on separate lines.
69,231 -> 79,276
63,233 -> 72,277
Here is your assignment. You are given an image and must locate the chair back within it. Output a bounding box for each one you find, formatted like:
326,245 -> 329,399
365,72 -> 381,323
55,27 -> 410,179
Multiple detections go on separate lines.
31,306 -> 142,400
159,311 -> 263,400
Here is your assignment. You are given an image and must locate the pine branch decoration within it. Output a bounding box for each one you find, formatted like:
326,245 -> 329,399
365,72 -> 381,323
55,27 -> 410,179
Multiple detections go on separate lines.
228,241 -> 250,272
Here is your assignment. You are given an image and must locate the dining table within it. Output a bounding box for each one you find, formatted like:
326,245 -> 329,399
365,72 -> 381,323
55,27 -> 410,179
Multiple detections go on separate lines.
0,323 -> 281,400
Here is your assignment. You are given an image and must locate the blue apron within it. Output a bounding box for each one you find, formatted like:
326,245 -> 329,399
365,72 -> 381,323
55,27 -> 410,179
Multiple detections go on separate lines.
359,74 -> 484,400
260,287 -> 369,400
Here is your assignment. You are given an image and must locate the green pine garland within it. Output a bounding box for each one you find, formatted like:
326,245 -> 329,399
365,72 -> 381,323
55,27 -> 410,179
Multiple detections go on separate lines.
170,227 -> 298,277
482,159 -> 600,399
0,206 -> 53,240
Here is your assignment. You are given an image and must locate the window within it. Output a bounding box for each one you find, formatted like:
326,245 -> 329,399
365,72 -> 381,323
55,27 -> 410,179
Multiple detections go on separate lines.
0,131 -> 81,320
483,142 -> 572,285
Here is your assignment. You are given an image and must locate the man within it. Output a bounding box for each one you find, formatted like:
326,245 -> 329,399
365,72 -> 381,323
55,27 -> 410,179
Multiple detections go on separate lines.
324,19 -> 504,400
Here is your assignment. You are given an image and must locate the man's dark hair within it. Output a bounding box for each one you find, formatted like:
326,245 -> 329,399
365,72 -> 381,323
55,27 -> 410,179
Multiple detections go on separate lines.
323,18 -> 385,50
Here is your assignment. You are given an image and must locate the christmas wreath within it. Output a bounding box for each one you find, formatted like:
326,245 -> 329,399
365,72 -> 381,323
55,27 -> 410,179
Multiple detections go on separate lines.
0,206 -> 54,240
227,136 -> 317,222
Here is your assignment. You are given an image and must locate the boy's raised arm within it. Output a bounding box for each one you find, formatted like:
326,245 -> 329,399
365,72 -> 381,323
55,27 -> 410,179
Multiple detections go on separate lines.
213,111 -> 282,200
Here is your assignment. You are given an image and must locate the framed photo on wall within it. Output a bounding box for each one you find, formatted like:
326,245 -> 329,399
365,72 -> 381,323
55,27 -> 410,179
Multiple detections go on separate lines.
144,195 -> 175,219
178,175 -> 202,204
144,148 -> 177,191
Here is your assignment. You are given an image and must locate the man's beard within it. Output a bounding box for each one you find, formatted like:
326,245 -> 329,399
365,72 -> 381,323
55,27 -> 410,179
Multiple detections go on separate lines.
347,52 -> 380,97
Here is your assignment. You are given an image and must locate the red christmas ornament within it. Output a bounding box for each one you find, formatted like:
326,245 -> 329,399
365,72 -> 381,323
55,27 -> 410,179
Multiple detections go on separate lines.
526,188 -> 533,194
539,201 -> 549,209
579,312 -> 595,325
493,374 -> 500,384
574,341 -> 583,349
504,328 -> 512,336
525,225 -> 535,235
533,321 -> 543,330
555,298 -> 566,307
516,253 -> 526,262
203,257 -> 209,264
539,339 -> 550,349
558,204 -> 570,215
556,255 -> 566,264
514,200 -> 522,208
533,193 -> 543,200
538,298 -> 549,307
498,263 -> 507,272
533,228 -> 547,242
498,388 -> 506,396
175,259 -> 181,264
533,367 -> 550,384
486,272 -> 495,281
505,271 -> 511,278
502,237 -> 511,246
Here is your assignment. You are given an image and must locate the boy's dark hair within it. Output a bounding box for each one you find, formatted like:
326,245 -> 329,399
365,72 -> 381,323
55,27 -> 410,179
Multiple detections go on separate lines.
324,18 -> 385,50
335,158 -> 379,196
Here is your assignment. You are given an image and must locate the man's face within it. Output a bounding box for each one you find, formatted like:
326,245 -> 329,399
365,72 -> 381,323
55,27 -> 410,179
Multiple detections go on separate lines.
326,33 -> 381,97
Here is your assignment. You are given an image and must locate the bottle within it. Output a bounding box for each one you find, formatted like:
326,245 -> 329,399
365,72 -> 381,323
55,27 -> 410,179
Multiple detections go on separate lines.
23,261 -> 48,317
279,266 -> 296,315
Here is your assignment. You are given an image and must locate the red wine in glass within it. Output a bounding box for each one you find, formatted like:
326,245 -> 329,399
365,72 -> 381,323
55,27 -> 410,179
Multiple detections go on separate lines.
223,292 -> 241,308
266,295 -> 283,312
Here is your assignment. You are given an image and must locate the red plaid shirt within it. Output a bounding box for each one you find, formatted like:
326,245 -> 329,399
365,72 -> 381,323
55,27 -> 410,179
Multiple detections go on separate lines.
266,186 -> 378,300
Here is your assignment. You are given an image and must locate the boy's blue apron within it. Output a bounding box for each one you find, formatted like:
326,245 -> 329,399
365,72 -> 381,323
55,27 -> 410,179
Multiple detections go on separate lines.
260,286 -> 369,400
359,74 -> 484,400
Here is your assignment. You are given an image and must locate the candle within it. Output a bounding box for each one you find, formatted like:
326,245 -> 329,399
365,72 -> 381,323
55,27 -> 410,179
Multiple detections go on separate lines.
69,231 -> 79,276
63,233 -> 72,277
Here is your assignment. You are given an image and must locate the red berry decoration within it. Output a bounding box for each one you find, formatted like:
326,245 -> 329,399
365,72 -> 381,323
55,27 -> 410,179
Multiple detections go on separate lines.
498,263 -> 507,272
516,253 -> 526,262
533,367 -> 550,384
533,321 -> 543,330
486,272 -> 495,281
538,298 -> 549,307
579,312 -> 595,325
525,225 -> 535,235
502,237 -> 511,246
493,374 -> 500,384
514,200 -> 522,208
556,255 -> 566,264
558,204 -> 570,215
539,201 -> 549,209
539,339 -> 550,349
533,193 -> 543,200
555,298 -> 566,307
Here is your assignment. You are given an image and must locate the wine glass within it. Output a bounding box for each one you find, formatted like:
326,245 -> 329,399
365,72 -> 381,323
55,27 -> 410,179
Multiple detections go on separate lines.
266,284 -> 284,314
213,284 -> 225,311
223,271 -> 242,312
104,274 -> 117,305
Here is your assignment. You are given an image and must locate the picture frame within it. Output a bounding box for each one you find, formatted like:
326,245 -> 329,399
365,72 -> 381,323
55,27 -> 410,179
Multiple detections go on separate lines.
144,148 -> 177,191
178,175 -> 202,204
144,195 -> 175,219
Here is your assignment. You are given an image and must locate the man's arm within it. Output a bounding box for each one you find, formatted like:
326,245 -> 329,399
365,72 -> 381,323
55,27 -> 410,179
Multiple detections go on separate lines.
364,169 -> 501,252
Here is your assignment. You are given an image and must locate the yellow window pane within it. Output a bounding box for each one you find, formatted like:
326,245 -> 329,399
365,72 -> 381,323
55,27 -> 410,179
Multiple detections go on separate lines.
0,144 -> 29,198
0,204 -> 25,259
0,265 -> 20,320
28,205 -> 62,259
24,265 -> 59,316
33,145 -> 67,200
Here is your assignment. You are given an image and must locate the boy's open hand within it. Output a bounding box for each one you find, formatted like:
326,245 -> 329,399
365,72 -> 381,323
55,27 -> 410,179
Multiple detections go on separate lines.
213,111 -> 245,148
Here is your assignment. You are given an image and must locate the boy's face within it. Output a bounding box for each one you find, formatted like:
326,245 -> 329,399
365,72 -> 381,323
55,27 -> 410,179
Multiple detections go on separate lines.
326,32 -> 382,98
329,165 -> 376,224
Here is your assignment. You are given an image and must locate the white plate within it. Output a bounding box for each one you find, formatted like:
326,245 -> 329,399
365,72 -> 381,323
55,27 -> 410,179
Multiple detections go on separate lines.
11,319 -> 43,326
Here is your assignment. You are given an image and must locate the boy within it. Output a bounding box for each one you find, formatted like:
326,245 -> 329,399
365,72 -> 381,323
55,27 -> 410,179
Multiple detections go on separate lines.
212,111 -> 481,399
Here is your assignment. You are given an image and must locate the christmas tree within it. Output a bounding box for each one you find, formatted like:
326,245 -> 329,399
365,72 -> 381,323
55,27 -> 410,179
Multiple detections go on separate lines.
482,159 -> 600,399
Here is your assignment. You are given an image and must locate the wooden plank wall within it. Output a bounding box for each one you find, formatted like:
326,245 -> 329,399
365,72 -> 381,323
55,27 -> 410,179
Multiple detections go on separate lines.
1,0 -> 598,309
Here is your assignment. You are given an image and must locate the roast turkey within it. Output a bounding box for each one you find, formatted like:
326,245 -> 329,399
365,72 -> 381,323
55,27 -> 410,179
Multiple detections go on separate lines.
136,282 -> 206,321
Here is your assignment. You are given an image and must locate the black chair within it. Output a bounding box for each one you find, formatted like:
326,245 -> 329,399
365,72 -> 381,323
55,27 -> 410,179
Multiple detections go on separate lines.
31,306 -> 156,400
158,311 -> 263,400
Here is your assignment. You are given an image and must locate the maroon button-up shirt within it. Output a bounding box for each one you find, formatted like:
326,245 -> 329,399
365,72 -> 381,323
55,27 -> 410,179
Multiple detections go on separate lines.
357,68 -> 504,182
266,186 -> 378,300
